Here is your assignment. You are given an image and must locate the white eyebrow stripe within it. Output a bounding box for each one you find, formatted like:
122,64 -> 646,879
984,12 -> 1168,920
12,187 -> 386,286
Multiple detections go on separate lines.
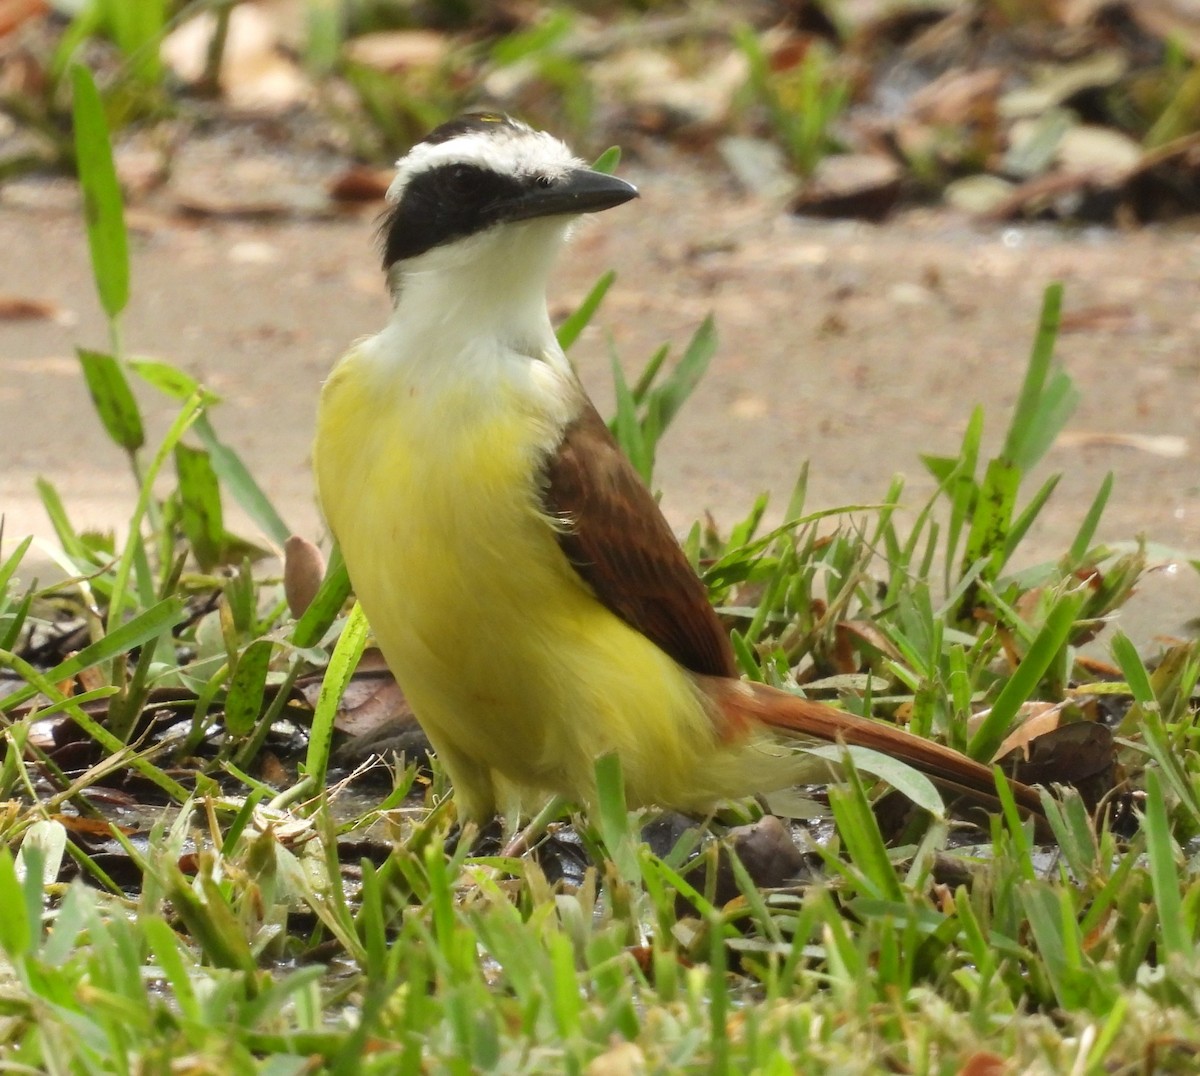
386,127 -> 583,204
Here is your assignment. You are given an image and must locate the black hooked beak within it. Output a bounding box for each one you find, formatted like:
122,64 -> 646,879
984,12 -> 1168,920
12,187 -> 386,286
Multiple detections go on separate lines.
499,168 -> 639,223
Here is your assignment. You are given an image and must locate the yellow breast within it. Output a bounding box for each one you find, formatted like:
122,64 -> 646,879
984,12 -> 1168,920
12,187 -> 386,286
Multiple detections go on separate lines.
314,341 -> 783,818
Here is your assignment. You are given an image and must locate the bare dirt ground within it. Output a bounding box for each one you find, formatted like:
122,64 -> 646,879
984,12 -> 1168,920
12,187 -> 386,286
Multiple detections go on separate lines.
2,152 -> 1198,641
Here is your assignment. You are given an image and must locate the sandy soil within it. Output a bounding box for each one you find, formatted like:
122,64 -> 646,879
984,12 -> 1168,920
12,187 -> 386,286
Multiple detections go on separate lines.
2,155 -> 1198,640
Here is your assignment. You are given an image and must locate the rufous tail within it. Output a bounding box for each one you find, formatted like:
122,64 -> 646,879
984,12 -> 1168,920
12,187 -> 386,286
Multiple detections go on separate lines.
699,675 -> 1044,817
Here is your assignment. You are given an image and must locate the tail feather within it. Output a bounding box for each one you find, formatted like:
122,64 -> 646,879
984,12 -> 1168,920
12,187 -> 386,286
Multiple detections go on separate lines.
699,676 -> 1044,817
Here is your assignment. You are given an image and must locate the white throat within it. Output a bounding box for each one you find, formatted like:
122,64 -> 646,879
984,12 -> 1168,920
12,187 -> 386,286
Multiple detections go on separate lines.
387,217 -> 573,352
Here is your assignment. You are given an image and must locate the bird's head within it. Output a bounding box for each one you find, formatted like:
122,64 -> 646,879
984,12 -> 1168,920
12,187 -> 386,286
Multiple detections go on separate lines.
379,113 -> 638,291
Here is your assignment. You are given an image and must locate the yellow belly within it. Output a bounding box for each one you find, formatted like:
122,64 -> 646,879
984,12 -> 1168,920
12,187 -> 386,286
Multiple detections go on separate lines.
315,347 -> 781,818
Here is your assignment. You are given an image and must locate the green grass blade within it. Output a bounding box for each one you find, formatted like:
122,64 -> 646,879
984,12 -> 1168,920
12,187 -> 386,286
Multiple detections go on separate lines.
1003,474 -> 1061,561
173,442 -> 225,571
557,270 -> 614,351
962,457 -> 1019,579
0,535 -> 33,596
107,392 -> 205,630
653,314 -> 717,433
194,415 -> 290,547
76,349 -> 144,452
1144,768 -> 1187,958
0,650 -> 188,800
609,350 -> 651,481
1001,283 -> 1077,470
129,358 -> 208,402
303,601 -> 369,791
1067,472 -> 1114,565
0,848 -> 32,957
591,146 -> 621,174
291,546 -> 350,648
0,596 -> 186,714
71,65 -> 129,323
968,586 -> 1085,762
36,478 -> 90,565
594,753 -> 640,883
1110,632 -> 1155,707
827,757 -> 904,902
224,638 -> 275,737
804,744 -> 944,818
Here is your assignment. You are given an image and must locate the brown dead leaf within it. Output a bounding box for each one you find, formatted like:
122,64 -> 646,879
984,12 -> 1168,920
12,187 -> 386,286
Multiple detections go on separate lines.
1058,302 -> 1139,333
991,700 -> 1067,762
1076,653 -> 1122,679
298,652 -> 414,740
0,0 -> 46,37
957,1053 -> 1007,1076
980,168 -> 1118,221
258,751 -> 288,786
835,620 -> 903,662
50,812 -> 135,837
283,535 -> 325,618
997,721 -> 1115,794
328,165 -> 392,203
791,154 -> 903,221
0,294 -> 58,320
909,67 -> 1004,127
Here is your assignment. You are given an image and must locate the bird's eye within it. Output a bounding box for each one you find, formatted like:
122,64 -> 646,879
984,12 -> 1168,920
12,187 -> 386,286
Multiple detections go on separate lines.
444,165 -> 486,198
535,175 -> 554,189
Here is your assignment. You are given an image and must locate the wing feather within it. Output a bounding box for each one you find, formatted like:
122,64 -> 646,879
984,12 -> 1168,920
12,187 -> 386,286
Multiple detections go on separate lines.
542,401 -> 736,678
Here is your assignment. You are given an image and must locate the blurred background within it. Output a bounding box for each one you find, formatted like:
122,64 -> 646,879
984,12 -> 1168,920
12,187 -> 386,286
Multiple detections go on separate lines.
1,0 -> 1199,630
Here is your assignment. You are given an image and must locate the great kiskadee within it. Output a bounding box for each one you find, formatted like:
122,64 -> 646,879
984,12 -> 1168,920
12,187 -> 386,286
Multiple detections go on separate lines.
314,113 -> 1041,823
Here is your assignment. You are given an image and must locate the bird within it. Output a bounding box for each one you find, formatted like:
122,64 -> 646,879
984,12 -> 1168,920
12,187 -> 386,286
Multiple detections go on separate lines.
313,112 -> 1042,825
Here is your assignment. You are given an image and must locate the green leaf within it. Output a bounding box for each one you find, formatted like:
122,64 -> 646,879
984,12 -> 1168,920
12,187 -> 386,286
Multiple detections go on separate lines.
0,596 -> 187,714
0,535 -> 33,597
142,915 -> 200,1022
36,478 -> 88,564
1145,768 -> 1186,958
968,586 -> 1086,762
225,638 -> 275,737
0,586 -> 33,652
174,442 -> 225,571
651,314 -> 717,434
1004,474 -> 1061,562
1066,472 -> 1114,566
77,348 -> 144,451
129,358 -> 211,402
1019,882 -> 1083,1008
194,416 -> 290,546
303,601 -> 369,790
609,350 -> 651,482
803,744 -> 945,817
594,752 -> 640,883
1110,631 -> 1155,707
591,146 -> 621,175
962,457 -> 1019,580
1001,283 -> 1078,471
827,756 -> 904,902
71,65 -> 129,321
0,848 -> 32,957
292,546 -> 350,648
557,270 -> 614,351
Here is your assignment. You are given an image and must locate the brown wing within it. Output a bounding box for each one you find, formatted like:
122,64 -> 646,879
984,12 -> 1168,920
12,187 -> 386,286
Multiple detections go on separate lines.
542,400 -> 737,678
